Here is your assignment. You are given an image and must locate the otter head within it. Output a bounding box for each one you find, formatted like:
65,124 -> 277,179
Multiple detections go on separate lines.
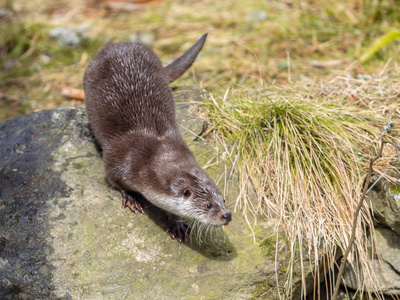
129,136 -> 232,227
168,168 -> 232,227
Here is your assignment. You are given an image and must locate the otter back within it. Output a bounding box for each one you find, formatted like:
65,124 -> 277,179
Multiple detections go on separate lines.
84,42 -> 176,147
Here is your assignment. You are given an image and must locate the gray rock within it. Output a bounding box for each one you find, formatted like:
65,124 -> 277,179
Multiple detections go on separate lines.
342,227 -> 400,295
0,91 -> 317,299
368,177 -> 400,235
0,104 -> 260,298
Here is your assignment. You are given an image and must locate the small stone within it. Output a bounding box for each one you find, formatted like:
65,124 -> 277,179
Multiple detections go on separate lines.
2,59 -> 16,71
130,32 -> 155,47
49,27 -> 81,47
40,54 -> 51,64
355,74 -> 372,81
245,10 -> 267,22
0,7 -> 12,18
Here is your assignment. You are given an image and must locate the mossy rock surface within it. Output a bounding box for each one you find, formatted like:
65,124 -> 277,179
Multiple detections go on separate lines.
0,92 -> 311,299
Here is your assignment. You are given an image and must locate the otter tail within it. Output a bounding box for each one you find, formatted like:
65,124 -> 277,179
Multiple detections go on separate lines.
165,34 -> 207,83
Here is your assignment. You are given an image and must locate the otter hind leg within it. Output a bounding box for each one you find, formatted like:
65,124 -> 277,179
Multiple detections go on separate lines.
166,213 -> 191,243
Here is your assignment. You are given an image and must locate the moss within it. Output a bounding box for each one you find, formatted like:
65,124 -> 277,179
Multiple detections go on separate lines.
389,183 -> 400,194
252,279 -> 280,299
259,237 -> 276,256
72,163 -> 82,170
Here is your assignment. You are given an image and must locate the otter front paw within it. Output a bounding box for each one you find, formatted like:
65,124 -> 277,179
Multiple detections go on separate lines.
121,190 -> 145,214
167,214 -> 191,242
167,222 -> 191,243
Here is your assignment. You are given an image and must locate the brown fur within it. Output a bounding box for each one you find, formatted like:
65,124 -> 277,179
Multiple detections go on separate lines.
83,34 -> 231,242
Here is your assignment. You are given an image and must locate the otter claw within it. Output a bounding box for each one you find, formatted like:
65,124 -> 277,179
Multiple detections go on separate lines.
121,191 -> 145,214
167,223 -> 191,242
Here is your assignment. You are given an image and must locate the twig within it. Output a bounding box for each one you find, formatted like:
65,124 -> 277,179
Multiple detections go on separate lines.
332,139 -> 385,300
61,87 -> 85,100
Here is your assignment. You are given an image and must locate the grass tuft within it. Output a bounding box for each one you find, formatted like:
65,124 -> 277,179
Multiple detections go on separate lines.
0,21 -> 45,84
200,81 -> 399,298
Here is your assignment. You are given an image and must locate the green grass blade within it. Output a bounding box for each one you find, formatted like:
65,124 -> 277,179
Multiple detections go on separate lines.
360,30 -> 400,63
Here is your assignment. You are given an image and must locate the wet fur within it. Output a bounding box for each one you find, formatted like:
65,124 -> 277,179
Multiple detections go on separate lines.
83,34 -> 231,241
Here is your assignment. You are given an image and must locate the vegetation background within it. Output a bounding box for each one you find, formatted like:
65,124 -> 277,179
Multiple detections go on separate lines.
2,0 -> 400,298
2,0 -> 400,121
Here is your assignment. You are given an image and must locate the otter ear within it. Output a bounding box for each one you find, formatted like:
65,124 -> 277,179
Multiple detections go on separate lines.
170,178 -> 188,196
165,33 -> 207,83
182,189 -> 192,200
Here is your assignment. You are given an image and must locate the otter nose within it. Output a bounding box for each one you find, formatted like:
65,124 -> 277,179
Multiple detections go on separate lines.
222,212 -> 232,222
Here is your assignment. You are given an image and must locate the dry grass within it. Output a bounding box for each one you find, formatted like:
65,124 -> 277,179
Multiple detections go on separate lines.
199,72 -> 400,298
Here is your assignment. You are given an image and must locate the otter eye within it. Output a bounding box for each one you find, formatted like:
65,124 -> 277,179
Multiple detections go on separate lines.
206,203 -> 212,209
183,189 -> 192,199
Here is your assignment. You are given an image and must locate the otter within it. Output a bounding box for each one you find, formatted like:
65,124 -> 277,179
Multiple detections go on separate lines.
83,34 -> 232,242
